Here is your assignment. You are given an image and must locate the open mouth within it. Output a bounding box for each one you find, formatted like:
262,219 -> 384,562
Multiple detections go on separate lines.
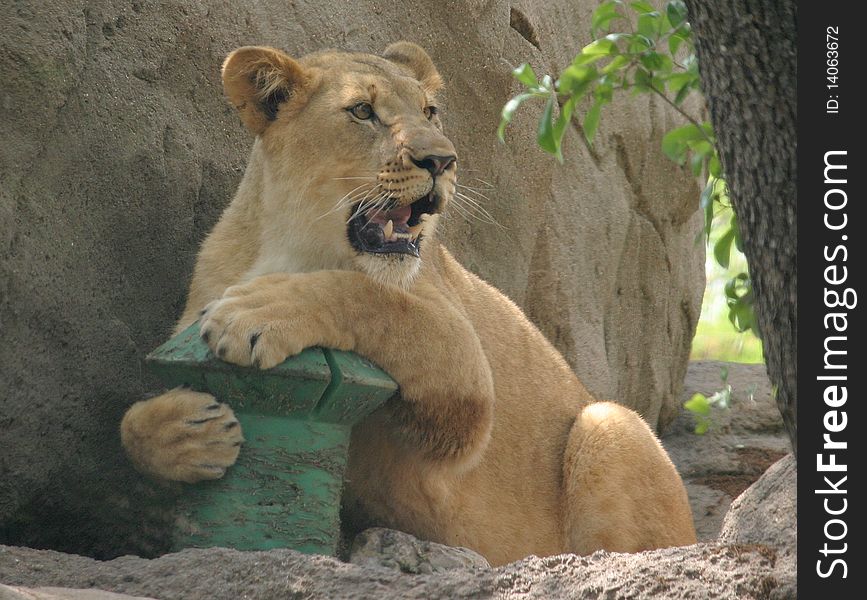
347,193 -> 439,257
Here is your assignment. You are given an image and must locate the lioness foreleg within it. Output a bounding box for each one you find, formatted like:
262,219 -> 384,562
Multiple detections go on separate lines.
198,271 -> 495,464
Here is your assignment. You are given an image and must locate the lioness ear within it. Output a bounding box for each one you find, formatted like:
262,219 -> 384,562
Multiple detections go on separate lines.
382,41 -> 443,93
222,46 -> 311,135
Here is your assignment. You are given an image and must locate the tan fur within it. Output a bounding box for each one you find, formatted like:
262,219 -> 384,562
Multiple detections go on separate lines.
121,42 -> 696,566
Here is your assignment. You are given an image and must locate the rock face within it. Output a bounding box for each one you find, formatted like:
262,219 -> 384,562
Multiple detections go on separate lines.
0,542 -> 779,600
720,454 -> 796,600
0,585 -> 156,600
349,528 -> 490,574
0,0 -> 703,556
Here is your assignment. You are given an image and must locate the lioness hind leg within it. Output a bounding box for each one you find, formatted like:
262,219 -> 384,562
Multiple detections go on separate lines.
121,388 -> 243,483
562,401 -> 696,555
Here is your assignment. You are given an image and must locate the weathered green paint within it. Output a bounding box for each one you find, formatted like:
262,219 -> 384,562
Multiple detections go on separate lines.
147,323 -> 332,415
145,322 -> 397,555
318,349 -> 399,422
173,417 -> 350,552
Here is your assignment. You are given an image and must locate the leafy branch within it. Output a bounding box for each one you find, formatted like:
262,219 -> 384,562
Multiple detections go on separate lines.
497,0 -> 756,337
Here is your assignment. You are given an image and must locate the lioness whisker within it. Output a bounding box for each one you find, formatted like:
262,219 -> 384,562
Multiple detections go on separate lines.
452,193 -> 504,228
348,191 -> 389,224
448,198 -> 476,223
454,193 -> 496,220
455,184 -> 493,203
357,191 -> 387,214
337,183 -> 373,206
322,182 -> 386,221
454,192 -> 495,217
361,193 -> 394,227
332,176 -> 378,180
462,206 -> 502,228
343,185 -> 382,211
469,177 -> 495,189
317,183 -> 378,220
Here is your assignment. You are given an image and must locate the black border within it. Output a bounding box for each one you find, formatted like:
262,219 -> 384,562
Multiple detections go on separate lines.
797,2 -> 865,596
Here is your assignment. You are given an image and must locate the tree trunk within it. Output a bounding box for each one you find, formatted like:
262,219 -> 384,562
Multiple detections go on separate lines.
683,0 -> 797,453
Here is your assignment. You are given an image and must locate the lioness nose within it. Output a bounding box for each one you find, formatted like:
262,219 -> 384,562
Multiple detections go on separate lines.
411,154 -> 457,177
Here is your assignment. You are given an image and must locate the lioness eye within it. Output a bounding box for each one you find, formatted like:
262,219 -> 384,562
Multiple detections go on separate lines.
423,106 -> 438,120
349,102 -> 374,120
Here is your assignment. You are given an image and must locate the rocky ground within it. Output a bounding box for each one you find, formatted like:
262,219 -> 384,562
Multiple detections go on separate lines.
0,361 -> 796,599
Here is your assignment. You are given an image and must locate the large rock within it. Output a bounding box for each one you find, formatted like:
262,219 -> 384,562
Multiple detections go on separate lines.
0,585 -> 156,600
0,543 -> 779,600
349,528 -> 489,574
719,454 -> 796,548
719,454 -> 796,600
0,0 -> 703,556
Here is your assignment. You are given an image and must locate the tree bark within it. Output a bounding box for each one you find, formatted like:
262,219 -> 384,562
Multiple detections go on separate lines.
683,0 -> 797,453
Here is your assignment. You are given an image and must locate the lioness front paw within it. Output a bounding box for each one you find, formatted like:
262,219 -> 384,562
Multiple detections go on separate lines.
121,388 -> 244,483
198,276 -> 323,369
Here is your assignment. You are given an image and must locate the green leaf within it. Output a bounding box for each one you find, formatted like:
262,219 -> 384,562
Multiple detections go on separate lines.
552,95 -> 576,150
661,123 -> 706,164
713,227 -> 735,268
733,214 -> 744,252
604,32 -> 632,44
584,100 -> 603,144
574,38 -> 619,66
700,179 -> 715,240
637,12 -> 662,40
724,272 -> 750,300
628,35 -> 654,53
728,299 -> 754,333
592,1 -> 623,36
712,176 -> 728,199
689,140 -> 713,158
666,72 -> 695,94
668,32 -> 686,56
512,63 -> 538,87
498,92 -> 536,141
684,393 -> 711,416
559,66 -> 599,99
690,152 -> 704,177
633,67 -> 652,91
630,1 -> 656,14
674,84 -> 691,105
639,51 -> 666,71
724,278 -> 738,300
657,54 -> 674,74
600,54 -> 630,75
694,420 -> 710,435
595,80 -> 614,103
537,93 -> 559,157
666,0 -> 688,28
708,153 -> 722,178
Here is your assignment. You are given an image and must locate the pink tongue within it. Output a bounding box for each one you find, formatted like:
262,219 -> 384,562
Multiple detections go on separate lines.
367,204 -> 411,226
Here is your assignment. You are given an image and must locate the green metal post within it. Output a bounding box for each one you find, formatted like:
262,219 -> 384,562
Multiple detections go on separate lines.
145,323 -> 396,555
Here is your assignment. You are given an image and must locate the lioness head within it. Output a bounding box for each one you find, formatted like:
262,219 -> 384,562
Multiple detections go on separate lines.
222,42 -> 457,288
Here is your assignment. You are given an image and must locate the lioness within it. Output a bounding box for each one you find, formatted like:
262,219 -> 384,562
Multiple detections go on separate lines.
121,41 -> 696,566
